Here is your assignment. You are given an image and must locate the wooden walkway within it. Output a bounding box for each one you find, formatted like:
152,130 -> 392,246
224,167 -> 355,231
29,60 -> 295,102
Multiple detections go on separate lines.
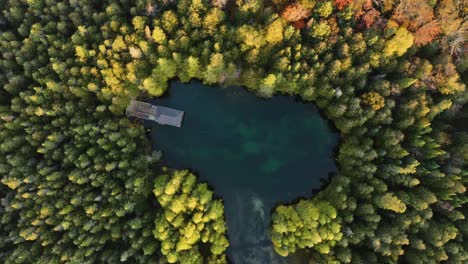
126,100 -> 184,127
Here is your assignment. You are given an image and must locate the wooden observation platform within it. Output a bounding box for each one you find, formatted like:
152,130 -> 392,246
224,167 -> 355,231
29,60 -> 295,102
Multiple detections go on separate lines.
126,100 -> 184,127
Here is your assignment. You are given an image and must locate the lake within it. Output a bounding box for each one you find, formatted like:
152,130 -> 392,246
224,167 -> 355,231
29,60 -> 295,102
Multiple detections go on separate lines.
149,81 -> 337,264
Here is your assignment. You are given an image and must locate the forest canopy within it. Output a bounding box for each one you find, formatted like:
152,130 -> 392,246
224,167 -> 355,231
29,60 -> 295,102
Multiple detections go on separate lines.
0,0 -> 467,263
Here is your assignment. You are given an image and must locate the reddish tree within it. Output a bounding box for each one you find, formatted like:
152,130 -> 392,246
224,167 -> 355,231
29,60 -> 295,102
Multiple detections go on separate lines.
392,0 -> 434,31
414,21 -> 442,47
360,8 -> 380,28
292,20 -> 306,30
334,0 -> 353,11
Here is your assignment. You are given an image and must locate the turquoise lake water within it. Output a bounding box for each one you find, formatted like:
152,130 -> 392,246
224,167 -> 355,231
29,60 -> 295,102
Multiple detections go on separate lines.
149,81 -> 337,263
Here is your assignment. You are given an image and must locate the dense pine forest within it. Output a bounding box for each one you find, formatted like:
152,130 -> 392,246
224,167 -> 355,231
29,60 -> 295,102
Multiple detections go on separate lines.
0,0 -> 467,263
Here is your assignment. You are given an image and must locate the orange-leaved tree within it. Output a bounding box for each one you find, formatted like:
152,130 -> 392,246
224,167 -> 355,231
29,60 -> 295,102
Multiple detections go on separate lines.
334,0 -> 353,11
414,20 -> 441,47
281,3 -> 310,22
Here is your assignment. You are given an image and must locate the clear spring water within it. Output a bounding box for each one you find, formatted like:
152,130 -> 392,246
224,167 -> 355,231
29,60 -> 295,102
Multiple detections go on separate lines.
149,80 -> 337,263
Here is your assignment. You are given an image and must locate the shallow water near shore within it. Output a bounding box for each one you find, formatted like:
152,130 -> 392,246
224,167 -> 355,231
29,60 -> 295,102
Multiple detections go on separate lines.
149,80 -> 337,263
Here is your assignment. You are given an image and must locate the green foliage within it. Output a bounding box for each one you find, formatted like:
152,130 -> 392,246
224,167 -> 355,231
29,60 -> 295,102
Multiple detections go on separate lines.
384,28 -> 414,57
0,0 -> 466,263
376,193 -> 407,213
153,169 -> 228,263
204,53 -> 225,84
310,21 -> 331,39
238,25 -> 266,49
298,0 -> 317,9
398,78 -> 417,89
265,19 -> 285,44
152,26 -> 167,44
143,58 -> 177,96
271,200 -> 342,256
316,1 -> 334,18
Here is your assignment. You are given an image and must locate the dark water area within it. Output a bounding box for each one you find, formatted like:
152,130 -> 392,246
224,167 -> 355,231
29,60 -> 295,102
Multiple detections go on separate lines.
149,80 -> 337,264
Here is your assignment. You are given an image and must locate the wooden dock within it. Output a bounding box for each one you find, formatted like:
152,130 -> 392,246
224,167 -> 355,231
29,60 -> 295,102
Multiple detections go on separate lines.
126,100 -> 184,127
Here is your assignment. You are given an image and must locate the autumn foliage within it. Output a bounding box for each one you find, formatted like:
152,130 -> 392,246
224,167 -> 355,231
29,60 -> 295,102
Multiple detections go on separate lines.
292,19 -> 306,30
360,8 -> 380,28
362,92 -> 385,110
334,0 -> 353,11
390,0 -> 441,46
392,0 -> 434,31
281,3 -> 310,22
414,21 -> 441,47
